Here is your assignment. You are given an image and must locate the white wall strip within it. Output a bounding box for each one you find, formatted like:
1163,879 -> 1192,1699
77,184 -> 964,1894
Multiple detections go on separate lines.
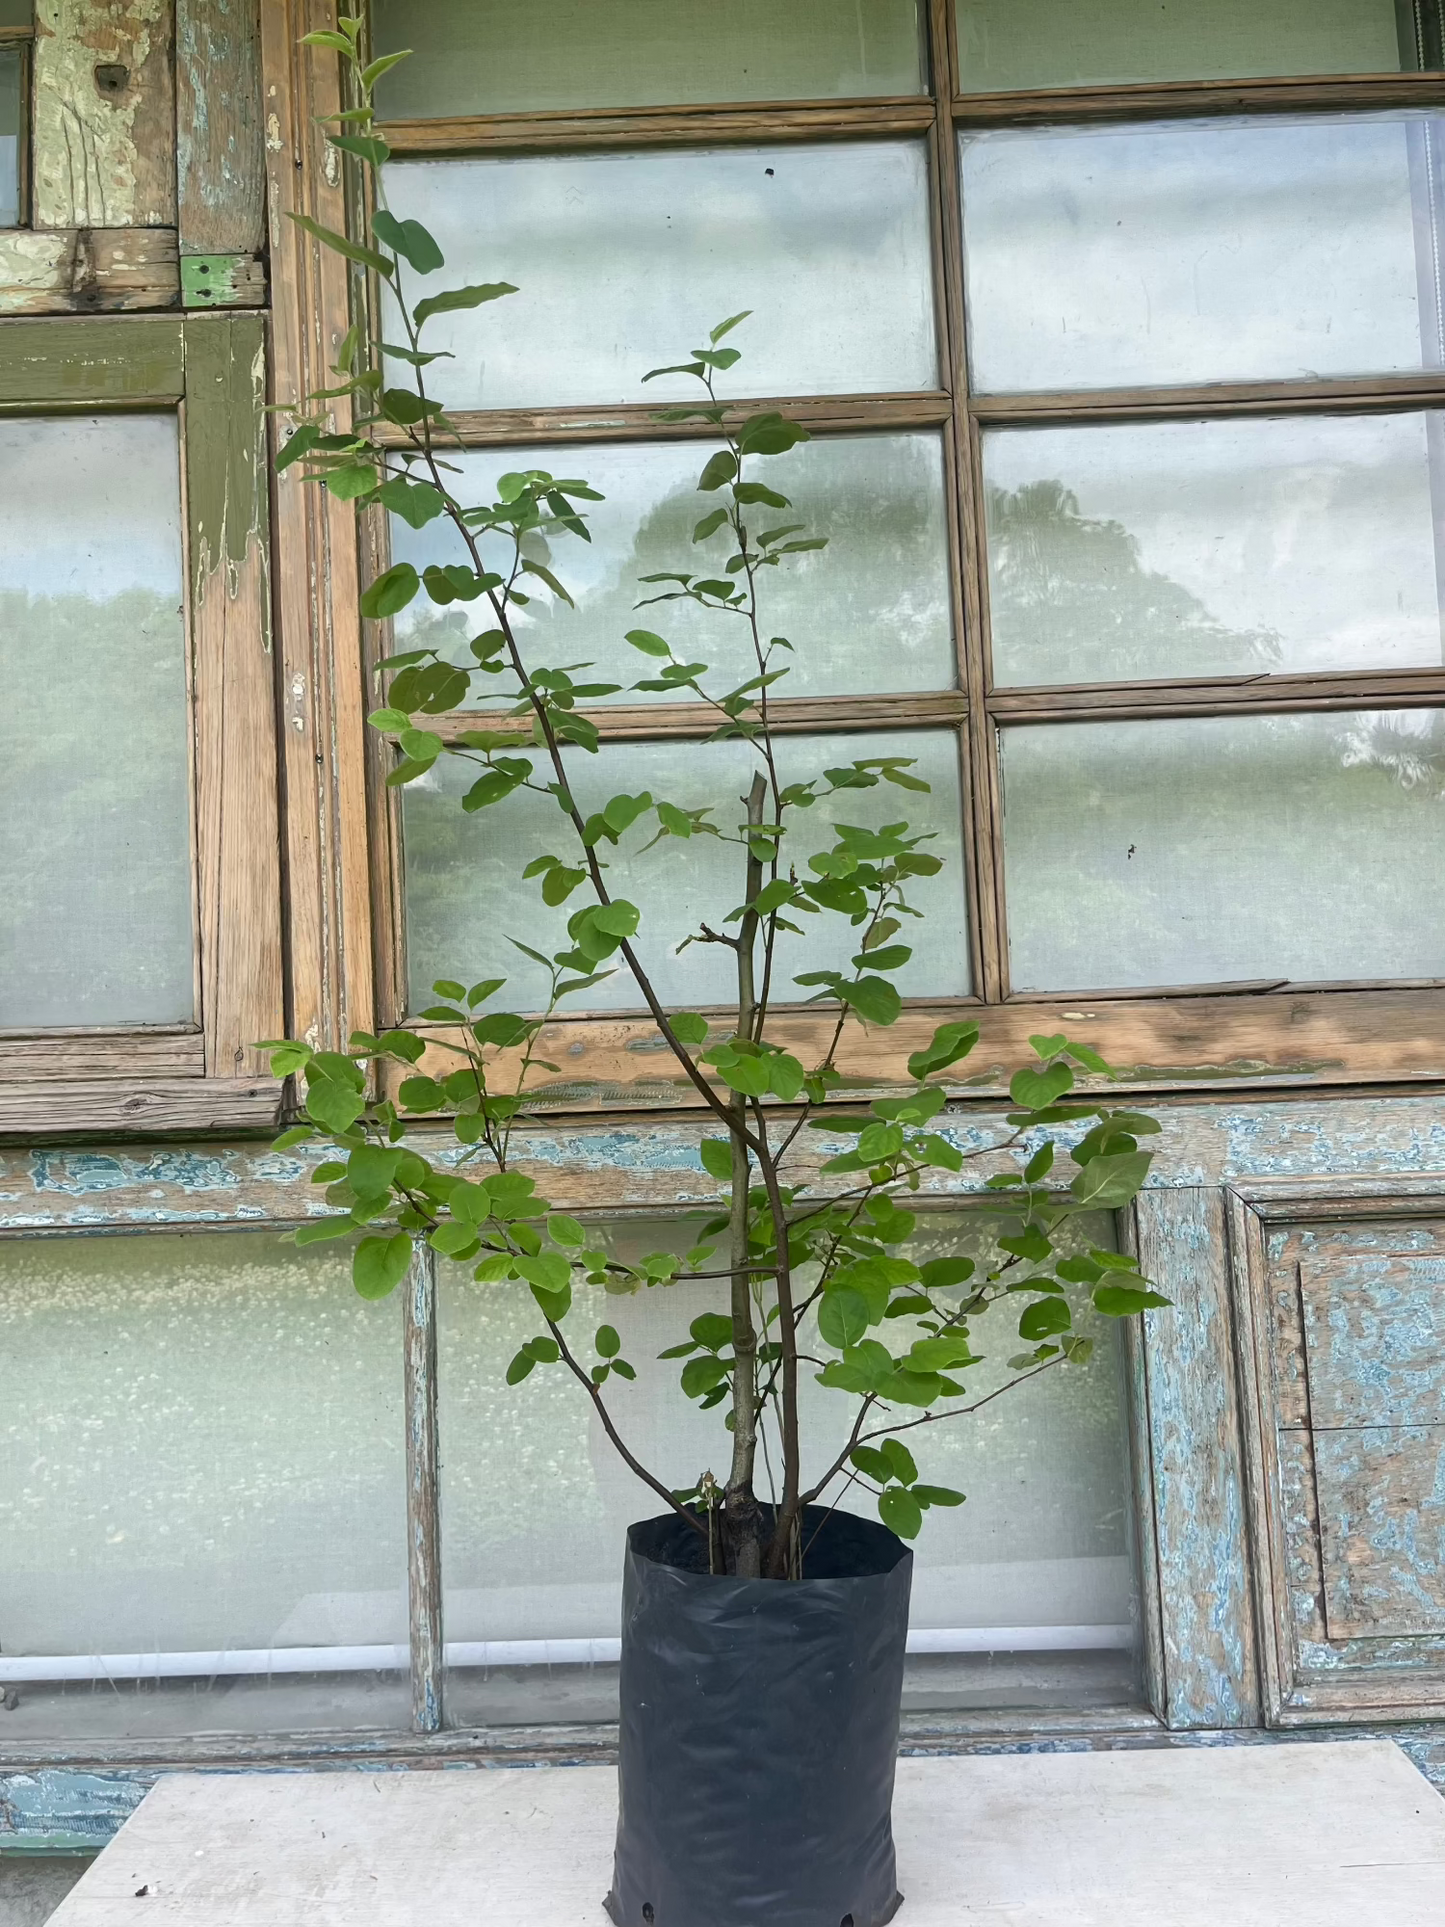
0,1624 -> 1133,1684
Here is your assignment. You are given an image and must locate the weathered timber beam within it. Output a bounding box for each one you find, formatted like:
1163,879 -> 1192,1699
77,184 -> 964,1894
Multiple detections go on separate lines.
33,0 -> 176,228
0,226 -> 179,312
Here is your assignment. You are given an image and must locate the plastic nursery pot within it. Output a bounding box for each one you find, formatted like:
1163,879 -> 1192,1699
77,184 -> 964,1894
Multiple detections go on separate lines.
605,1505 -> 913,1927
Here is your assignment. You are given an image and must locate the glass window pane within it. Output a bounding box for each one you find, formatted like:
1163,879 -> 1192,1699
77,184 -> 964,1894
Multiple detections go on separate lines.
1002,710 -> 1445,991
0,2 -> 32,24
0,414 -> 194,1026
439,1211 -> 1139,1726
391,433 -> 956,701
0,48 -> 19,228
985,412 -> 1445,686
957,0 -> 1407,92
404,729 -> 970,1011
386,142 -> 937,409
960,114 -> 1439,394
0,1230 -> 409,1742
373,0 -> 926,117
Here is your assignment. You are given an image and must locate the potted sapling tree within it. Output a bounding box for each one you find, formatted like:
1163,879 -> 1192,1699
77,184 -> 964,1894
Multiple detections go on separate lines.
266,23 -> 1171,1927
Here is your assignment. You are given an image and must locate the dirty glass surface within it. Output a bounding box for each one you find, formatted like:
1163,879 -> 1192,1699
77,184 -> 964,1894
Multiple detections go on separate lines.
438,1210 -> 1140,1725
372,0 -> 926,117
403,728 -> 970,1012
960,114 -> 1440,393
1001,708 -> 1445,991
389,432 -> 956,701
984,411 -> 1445,686
0,1229 -> 409,1741
956,0 -> 1405,91
384,142 -> 936,409
0,414 -> 194,1027
0,48 -> 18,227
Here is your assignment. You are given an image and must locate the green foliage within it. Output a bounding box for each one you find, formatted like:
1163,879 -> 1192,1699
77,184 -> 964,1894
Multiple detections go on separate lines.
263,22 -> 1175,1580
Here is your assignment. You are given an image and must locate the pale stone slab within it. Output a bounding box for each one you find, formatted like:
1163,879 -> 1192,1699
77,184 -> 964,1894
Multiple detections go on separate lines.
47,1739 -> 1445,1926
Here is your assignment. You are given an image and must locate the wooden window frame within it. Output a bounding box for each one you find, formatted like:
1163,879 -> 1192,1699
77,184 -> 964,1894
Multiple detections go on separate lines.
0,313 -> 283,1134
0,12 -> 31,228
264,0 -> 1445,1104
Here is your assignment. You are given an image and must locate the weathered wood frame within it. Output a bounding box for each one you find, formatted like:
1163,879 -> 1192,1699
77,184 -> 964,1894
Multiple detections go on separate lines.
0,0 -> 266,312
0,312 -> 283,1131
1229,1174 -> 1445,1726
254,0 -> 1445,1104
4,1091 -> 1445,1797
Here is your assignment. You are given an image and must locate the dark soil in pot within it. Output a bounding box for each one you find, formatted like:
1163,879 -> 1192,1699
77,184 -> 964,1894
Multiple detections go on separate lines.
604,1504 -> 913,1927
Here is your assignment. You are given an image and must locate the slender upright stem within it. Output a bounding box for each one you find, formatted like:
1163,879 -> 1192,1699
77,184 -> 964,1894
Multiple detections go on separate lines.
723,773 -> 768,1576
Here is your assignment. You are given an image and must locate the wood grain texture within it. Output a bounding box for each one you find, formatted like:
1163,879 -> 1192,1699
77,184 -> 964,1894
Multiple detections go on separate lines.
404,1243 -> 443,1734
433,692 -> 966,745
0,312 -> 184,398
32,0 -> 175,228
185,311 -> 284,1078
0,225 -> 179,311
1135,1187 -> 1258,1728
381,98 -> 936,157
262,0 -> 375,1056
176,0 -> 264,257
1314,1427 -> 1445,1641
952,72 -> 1445,127
379,392 -> 953,449
383,988 -> 1445,1109
0,1078 -> 282,1136
987,668 -> 1445,722
1299,1253 -> 1445,1428
0,1029 -> 202,1080
971,373 -> 1445,424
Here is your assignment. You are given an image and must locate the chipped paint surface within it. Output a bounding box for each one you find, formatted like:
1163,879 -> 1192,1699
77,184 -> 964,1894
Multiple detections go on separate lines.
1136,1189 -> 1256,1728
33,0 -> 175,228
0,1769 -> 149,1852
1313,1427 -> 1445,1640
1,1096 -> 1442,1230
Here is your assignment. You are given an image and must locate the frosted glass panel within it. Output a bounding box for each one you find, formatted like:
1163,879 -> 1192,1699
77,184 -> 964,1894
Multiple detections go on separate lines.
985,412 -> 1445,686
0,1230 -> 408,1742
0,414 -> 193,1026
957,0 -> 1405,91
1002,710 -> 1445,991
0,49 -> 19,228
439,1211 -> 1137,1723
960,115 -> 1437,393
373,0 -> 926,116
391,433 -> 956,700
404,729 -> 969,1010
386,143 -> 936,409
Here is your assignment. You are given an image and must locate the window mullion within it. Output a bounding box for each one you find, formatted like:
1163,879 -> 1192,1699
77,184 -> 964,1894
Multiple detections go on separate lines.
405,1237 -> 445,1734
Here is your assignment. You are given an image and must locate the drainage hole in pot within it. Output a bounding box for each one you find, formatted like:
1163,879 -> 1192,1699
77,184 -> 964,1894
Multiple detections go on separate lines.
642,1907 -> 654,1923
840,1916 -> 855,1926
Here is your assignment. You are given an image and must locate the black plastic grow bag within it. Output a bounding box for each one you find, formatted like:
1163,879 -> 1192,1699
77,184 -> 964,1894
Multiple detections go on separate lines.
604,1505 -> 913,1927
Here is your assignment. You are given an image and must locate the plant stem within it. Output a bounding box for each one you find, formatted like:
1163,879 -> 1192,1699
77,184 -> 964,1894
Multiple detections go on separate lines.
722,773 -> 768,1577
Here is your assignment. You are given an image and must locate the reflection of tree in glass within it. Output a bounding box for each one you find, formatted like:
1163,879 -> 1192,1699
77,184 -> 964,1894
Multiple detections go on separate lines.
1340,711 -> 1445,797
395,437 -> 954,699
987,479 -> 1282,683
1,589 -> 191,1025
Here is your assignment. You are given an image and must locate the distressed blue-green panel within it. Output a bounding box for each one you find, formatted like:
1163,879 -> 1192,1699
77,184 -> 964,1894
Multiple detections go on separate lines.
0,1771 -> 150,1853
1134,1187 -> 1258,1728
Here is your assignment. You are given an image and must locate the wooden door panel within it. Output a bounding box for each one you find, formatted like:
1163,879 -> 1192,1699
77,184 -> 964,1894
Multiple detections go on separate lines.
1231,1186 -> 1445,1723
1314,1426 -> 1445,1641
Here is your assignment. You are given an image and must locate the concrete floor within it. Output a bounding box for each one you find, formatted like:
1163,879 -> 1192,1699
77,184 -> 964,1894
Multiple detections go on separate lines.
0,1861 -> 87,1927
